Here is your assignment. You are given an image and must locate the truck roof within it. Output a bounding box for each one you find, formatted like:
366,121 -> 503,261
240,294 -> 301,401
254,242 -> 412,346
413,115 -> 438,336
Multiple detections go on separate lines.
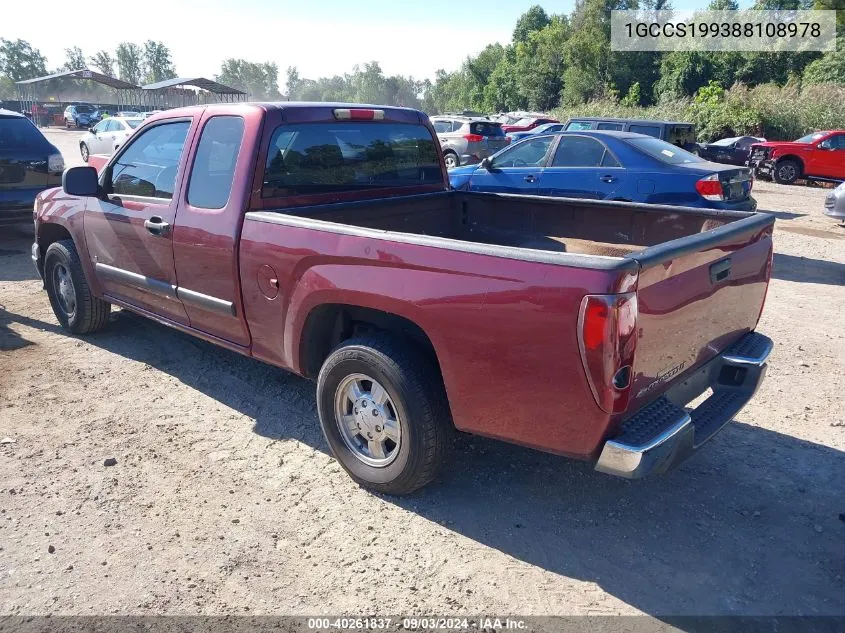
146,101 -> 426,120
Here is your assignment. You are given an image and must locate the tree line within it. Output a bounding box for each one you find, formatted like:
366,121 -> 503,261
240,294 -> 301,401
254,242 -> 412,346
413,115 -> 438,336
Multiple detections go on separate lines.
1,0 -> 842,122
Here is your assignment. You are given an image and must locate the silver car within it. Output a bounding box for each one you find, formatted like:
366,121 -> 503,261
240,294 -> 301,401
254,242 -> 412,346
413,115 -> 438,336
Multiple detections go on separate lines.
431,117 -> 510,169
824,181 -> 845,220
79,117 -> 143,162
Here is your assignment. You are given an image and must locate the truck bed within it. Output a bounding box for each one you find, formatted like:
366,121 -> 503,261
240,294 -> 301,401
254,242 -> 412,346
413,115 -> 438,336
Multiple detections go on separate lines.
247,190 -> 773,454
281,190 -> 735,259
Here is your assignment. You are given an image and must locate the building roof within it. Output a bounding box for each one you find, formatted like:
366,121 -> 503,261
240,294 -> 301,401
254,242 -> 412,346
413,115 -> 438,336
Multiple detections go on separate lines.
141,77 -> 245,95
16,69 -> 140,90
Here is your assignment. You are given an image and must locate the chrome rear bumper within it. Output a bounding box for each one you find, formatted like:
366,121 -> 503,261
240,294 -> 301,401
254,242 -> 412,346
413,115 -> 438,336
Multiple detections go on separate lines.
595,331 -> 772,479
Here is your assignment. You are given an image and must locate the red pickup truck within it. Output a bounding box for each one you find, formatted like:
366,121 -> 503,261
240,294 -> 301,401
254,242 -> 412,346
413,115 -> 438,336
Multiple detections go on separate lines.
32,102 -> 775,494
749,130 -> 845,184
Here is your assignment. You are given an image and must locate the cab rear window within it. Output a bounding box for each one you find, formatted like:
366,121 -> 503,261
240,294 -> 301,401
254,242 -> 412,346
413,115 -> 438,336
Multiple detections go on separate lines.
262,122 -> 442,197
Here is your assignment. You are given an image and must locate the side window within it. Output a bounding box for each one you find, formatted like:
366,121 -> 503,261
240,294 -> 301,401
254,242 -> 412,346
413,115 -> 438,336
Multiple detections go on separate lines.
565,121 -> 594,131
93,120 -> 108,133
110,121 -> 190,200
491,136 -> 553,168
597,122 -> 623,131
601,152 -> 621,167
187,116 -> 245,209
552,136 -> 608,167
629,124 -> 661,139
451,120 -> 465,132
829,134 -> 845,149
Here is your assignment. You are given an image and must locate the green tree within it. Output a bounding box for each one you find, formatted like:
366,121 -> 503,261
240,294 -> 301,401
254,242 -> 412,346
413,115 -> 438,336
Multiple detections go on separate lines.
0,38 -> 47,81
620,81 -> 641,106
115,42 -> 144,85
285,66 -> 302,98
803,45 -> 845,84
143,40 -> 176,84
89,50 -> 115,76
216,59 -> 281,99
63,46 -> 86,71
513,5 -> 551,44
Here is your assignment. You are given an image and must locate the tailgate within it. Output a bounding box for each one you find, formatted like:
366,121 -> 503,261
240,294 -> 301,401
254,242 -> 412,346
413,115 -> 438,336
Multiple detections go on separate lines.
626,213 -> 774,412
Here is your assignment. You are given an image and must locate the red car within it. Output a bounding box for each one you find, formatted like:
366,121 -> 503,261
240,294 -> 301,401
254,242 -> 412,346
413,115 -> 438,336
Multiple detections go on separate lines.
501,116 -> 559,134
748,130 -> 845,185
33,102 -> 773,494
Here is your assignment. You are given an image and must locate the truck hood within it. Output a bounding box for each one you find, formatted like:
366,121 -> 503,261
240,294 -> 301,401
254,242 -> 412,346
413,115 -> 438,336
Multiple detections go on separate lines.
751,141 -> 810,150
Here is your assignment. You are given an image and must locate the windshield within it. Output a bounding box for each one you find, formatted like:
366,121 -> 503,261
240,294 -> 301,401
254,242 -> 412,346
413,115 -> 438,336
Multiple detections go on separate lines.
263,122 -> 441,196
627,136 -> 704,164
711,137 -> 739,146
795,132 -> 826,143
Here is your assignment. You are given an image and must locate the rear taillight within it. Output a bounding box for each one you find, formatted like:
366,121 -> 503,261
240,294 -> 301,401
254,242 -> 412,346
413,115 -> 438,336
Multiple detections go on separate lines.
333,108 -> 385,121
578,293 -> 638,414
463,134 -> 484,143
696,173 -> 724,201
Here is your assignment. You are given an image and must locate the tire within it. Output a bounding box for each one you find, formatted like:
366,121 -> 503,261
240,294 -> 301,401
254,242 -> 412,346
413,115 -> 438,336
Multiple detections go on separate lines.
316,334 -> 452,495
65,119 -> 70,129
443,152 -> 460,170
44,239 -> 111,334
80,142 -> 89,163
774,159 -> 800,185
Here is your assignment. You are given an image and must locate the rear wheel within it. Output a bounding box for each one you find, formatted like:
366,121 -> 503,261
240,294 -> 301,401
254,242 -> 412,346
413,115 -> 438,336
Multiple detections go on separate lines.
443,152 -> 459,170
774,159 -> 800,185
44,240 -> 111,334
316,335 -> 452,495
80,143 -> 89,163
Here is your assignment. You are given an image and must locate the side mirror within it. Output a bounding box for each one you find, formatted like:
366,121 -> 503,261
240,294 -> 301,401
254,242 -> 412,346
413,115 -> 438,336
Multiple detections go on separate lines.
63,166 -> 99,197
480,157 -> 493,170
88,126 -> 96,133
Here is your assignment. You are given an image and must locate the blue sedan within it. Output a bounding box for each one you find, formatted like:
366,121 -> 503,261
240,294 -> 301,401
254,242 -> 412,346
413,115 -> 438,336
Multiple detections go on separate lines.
449,130 -> 757,211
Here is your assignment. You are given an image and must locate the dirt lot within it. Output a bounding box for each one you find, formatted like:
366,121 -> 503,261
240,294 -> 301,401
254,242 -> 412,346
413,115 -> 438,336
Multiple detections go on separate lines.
1,129 -> 843,618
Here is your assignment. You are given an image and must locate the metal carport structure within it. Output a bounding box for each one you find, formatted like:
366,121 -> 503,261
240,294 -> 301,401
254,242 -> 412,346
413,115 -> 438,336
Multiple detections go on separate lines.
141,77 -> 247,109
16,68 -> 142,115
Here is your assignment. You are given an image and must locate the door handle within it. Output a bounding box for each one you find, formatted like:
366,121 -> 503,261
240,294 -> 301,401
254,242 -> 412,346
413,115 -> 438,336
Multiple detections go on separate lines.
144,216 -> 171,237
709,258 -> 731,284
524,175 -> 536,183
600,175 -> 616,183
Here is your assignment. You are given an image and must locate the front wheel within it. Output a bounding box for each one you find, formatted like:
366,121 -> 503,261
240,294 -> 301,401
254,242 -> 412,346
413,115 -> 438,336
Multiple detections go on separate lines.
443,152 -> 459,170
44,240 -> 111,334
80,143 -> 89,163
316,335 -> 452,495
774,159 -> 800,185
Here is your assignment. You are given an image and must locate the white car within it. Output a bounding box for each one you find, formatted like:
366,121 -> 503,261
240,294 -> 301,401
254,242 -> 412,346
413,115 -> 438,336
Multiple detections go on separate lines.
79,117 -> 143,162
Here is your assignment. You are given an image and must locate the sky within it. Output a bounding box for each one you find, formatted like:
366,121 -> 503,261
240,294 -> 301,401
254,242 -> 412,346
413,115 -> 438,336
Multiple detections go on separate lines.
3,0 -> 752,88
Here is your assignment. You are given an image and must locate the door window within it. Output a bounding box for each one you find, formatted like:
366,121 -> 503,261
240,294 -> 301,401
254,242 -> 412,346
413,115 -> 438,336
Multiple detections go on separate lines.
628,124 -> 661,139
490,136 -> 553,168
597,122 -> 623,131
109,121 -> 191,200
827,134 -> 845,149
552,136 -> 608,167
188,116 -> 245,209
564,121 -> 594,131
92,120 -> 109,133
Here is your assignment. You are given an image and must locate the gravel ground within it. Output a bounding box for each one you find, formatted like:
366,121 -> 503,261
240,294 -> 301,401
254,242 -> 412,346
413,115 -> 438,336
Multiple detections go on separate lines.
0,129 -> 843,617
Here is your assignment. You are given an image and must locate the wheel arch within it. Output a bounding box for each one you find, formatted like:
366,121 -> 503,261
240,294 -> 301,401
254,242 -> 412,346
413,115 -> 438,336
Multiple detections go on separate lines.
298,303 -> 441,382
775,154 -> 804,173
